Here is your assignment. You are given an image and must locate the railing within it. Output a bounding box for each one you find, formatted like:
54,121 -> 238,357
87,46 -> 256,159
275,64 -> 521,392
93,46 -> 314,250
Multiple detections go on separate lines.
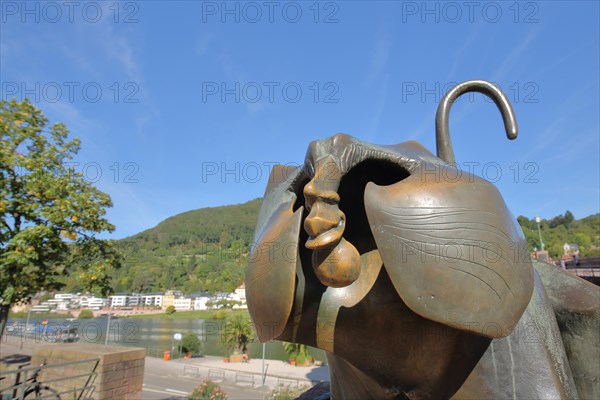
558,257 -> 600,269
179,363 -> 320,390
570,267 -> 600,278
0,358 -> 99,400
143,347 -> 166,359
143,346 -> 203,360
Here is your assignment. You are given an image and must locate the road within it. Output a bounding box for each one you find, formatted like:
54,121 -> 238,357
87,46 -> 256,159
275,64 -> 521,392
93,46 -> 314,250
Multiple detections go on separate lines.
142,356 -> 270,399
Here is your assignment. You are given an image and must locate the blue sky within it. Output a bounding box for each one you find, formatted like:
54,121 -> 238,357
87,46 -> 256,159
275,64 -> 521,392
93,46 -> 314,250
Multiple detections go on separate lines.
1,0 -> 599,239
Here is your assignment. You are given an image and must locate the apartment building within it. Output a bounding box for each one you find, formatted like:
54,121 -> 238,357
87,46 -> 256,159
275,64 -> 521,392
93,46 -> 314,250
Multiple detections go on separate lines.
142,293 -> 164,308
109,293 -> 142,308
80,296 -> 108,310
173,296 -> 193,311
162,290 -> 183,310
109,294 -> 128,308
231,284 -> 247,309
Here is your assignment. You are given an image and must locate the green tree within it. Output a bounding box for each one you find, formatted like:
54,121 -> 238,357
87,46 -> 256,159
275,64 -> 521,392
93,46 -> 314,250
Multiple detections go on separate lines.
220,313 -> 254,355
548,243 -> 564,259
573,233 -> 592,255
182,333 -> 202,355
165,305 -> 176,315
517,213 -> 598,259
564,211 -> 575,227
0,98 -> 122,338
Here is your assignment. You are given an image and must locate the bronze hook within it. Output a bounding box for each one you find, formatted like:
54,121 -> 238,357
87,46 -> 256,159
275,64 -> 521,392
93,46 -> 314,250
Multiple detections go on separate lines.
435,80 -> 518,164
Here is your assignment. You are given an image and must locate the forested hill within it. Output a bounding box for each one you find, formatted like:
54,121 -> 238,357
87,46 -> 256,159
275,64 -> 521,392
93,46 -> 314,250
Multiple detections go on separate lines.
127,198 -> 261,252
63,199 -> 262,294
60,199 -> 597,295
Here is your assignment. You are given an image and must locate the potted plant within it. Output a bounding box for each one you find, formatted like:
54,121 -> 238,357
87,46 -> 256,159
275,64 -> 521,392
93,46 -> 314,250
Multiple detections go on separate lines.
282,342 -> 312,366
181,333 -> 202,359
295,345 -> 313,367
219,338 -> 232,363
220,313 -> 254,362
282,342 -> 298,365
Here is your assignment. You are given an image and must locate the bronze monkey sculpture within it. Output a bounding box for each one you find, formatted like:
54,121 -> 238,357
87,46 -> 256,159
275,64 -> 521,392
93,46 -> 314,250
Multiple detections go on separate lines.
246,80 -> 600,399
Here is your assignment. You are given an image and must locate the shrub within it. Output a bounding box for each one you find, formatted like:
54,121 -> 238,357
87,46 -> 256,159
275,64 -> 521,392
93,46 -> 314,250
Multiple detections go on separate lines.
214,309 -> 227,320
265,385 -> 308,400
182,333 -> 202,355
78,309 -> 94,319
281,342 -> 312,365
165,305 -> 176,315
189,379 -> 227,400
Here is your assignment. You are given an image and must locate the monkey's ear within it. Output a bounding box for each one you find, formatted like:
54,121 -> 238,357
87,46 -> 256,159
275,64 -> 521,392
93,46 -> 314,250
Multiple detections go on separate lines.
246,165 -> 303,342
364,169 -> 534,338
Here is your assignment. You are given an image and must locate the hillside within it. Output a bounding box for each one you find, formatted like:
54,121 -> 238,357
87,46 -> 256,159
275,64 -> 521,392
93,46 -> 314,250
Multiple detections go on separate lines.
63,199 -> 262,294
59,198 -> 598,295
127,198 -> 261,253
518,212 -> 599,259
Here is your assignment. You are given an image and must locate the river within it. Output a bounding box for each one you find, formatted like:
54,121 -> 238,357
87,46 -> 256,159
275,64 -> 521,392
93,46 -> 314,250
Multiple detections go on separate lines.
5,317 -> 326,362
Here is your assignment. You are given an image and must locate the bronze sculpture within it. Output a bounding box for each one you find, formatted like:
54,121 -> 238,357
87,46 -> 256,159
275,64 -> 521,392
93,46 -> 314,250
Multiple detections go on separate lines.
246,80 -> 600,399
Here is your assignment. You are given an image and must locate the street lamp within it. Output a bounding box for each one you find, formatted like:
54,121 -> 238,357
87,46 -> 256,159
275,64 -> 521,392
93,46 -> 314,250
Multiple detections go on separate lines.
262,343 -> 266,385
535,216 -> 544,251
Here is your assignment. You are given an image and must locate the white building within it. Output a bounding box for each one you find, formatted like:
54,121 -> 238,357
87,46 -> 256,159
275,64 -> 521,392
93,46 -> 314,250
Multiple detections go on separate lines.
41,293 -> 80,310
109,293 -> 143,308
231,284 -> 247,309
127,293 -> 142,307
78,295 -> 91,307
231,284 -> 246,302
142,293 -> 163,308
46,299 -> 70,310
54,293 -> 78,301
80,297 -> 108,310
30,304 -> 50,312
193,296 -> 210,310
109,294 -> 128,308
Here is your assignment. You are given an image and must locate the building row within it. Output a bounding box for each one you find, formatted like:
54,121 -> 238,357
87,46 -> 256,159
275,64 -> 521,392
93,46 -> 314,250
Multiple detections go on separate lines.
30,293 -> 108,312
32,285 -> 246,312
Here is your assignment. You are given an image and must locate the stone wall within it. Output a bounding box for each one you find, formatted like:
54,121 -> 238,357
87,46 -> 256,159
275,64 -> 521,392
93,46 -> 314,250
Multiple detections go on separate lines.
32,343 -> 145,400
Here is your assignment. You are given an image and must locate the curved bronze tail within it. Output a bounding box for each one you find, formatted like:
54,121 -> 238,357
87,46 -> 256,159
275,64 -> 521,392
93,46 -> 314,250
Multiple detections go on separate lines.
436,80 -> 518,164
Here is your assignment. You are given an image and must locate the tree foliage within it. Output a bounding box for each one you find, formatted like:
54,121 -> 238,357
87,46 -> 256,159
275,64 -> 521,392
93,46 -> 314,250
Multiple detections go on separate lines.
517,212 -> 599,258
220,313 -> 254,355
111,199 -> 261,294
182,333 -> 202,355
78,309 -> 94,319
0,98 -> 122,334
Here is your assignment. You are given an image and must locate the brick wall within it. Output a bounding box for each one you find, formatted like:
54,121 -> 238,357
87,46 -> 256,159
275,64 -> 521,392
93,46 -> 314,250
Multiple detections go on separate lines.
32,343 -> 145,400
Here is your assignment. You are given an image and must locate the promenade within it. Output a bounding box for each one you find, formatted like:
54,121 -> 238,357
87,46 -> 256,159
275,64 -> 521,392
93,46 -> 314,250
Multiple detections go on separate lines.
0,335 -> 329,399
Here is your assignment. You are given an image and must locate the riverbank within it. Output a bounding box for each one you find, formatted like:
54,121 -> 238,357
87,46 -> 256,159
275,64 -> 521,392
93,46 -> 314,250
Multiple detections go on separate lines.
123,309 -> 249,320
8,310 -> 75,319
9,308 -> 251,320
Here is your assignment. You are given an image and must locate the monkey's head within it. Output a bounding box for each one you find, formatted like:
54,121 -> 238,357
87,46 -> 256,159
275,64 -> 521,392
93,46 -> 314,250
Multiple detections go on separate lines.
245,82 -> 534,399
